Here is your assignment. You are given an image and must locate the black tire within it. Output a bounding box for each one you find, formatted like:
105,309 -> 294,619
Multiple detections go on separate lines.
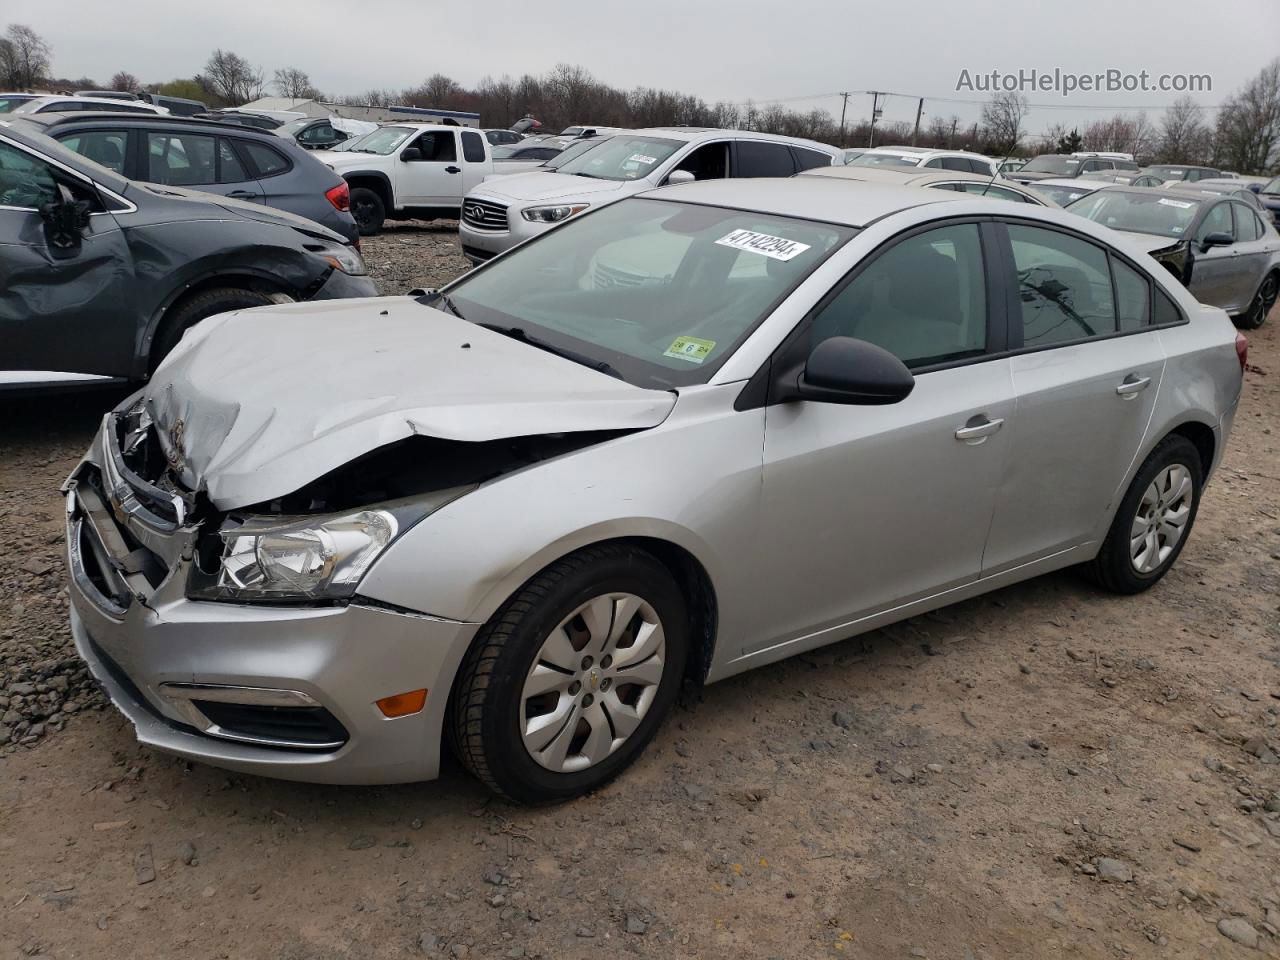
1234,271 -> 1277,331
1085,435 -> 1203,594
150,287 -> 277,372
350,187 -> 385,236
450,544 -> 689,803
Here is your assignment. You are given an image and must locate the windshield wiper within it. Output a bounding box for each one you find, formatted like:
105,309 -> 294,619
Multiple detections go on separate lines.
416,290 -> 465,318
475,322 -> 623,379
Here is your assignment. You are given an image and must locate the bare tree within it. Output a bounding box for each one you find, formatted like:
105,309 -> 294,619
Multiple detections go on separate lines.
0,24 -> 51,89
1158,96 -> 1210,164
109,70 -> 139,93
980,92 -> 1027,155
200,49 -> 265,106
1213,58 -> 1280,174
273,67 -> 319,100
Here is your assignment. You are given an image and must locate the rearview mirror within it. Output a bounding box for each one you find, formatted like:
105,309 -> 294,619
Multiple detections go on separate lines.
665,169 -> 696,186
1200,231 -> 1233,252
39,183 -> 91,254
400,147 -> 424,162
778,336 -> 915,405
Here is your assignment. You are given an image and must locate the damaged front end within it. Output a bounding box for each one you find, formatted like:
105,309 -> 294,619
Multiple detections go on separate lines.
67,395 -> 637,612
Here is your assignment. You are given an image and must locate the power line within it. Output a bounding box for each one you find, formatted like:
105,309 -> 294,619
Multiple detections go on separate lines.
723,89 -> 1226,113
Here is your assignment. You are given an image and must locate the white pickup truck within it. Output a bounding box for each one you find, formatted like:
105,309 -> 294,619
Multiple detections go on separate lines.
317,122 -> 506,235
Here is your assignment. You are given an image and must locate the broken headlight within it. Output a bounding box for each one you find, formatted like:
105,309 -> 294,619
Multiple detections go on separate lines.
188,509 -> 397,602
310,241 -> 368,276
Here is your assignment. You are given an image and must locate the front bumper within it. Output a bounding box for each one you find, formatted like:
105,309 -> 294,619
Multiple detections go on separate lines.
457,197 -> 548,264
62,413 -> 478,785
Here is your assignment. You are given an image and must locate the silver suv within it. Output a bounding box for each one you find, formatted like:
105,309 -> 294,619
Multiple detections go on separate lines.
458,127 -> 839,264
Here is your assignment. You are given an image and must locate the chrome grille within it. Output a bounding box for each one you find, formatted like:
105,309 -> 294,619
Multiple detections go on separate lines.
462,198 -> 509,232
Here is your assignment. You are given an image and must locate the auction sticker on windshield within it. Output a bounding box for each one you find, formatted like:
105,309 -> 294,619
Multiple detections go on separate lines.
1158,198 -> 1195,209
716,229 -> 811,261
628,154 -> 659,165
664,336 -> 716,364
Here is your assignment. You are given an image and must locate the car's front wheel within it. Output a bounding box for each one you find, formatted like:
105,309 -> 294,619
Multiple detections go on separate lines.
1086,434 -> 1203,594
451,544 -> 688,803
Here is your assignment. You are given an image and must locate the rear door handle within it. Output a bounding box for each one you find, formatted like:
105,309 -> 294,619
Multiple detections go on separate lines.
955,415 -> 1004,444
1116,374 -> 1151,398
445,166 -> 461,174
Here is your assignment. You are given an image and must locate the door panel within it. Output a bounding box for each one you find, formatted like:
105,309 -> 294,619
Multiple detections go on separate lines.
396,131 -> 461,205
1188,202 -> 1245,311
752,362 -> 1014,652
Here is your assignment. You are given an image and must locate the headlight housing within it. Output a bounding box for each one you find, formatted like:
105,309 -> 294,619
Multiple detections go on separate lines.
189,509 -> 396,602
187,487 -> 472,603
521,203 -> 589,224
310,241 -> 368,276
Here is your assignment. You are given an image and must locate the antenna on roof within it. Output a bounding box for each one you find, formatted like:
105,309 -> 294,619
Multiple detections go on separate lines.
980,142 -> 1017,198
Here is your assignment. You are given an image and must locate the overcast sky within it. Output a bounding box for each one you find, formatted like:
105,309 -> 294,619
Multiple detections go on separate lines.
8,0 -> 1279,136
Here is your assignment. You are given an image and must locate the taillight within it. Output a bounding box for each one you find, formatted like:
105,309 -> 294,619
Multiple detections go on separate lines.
1235,332 -> 1248,372
325,181 -> 350,212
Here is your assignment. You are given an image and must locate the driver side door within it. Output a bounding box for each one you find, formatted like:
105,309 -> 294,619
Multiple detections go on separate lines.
0,136 -> 138,376
395,130 -> 461,205
1188,201 -> 1243,311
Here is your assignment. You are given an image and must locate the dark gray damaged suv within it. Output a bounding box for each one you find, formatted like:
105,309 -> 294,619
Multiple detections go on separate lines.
1,124 -> 376,379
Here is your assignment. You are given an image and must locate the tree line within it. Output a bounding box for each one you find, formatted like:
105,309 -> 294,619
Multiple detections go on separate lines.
3,21 -> 1278,174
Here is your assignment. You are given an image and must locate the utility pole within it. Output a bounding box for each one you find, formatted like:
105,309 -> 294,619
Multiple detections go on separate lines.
911,96 -> 924,146
837,92 -> 850,147
949,117 -> 957,148
867,91 -> 883,148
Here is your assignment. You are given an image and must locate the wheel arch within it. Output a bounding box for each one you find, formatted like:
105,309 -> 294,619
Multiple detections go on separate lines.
342,170 -> 394,208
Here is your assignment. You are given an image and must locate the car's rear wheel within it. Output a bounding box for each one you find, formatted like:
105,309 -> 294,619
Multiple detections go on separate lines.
1085,435 -> 1203,594
150,287 -> 284,373
1235,271 -> 1277,330
350,187 -> 385,236
450,544 -> 688,803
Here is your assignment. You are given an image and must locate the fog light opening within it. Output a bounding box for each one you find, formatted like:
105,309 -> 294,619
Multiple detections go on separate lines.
376,688 -> 428,718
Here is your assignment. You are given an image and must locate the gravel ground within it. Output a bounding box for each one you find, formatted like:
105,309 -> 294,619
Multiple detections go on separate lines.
1,227 -> 1278,959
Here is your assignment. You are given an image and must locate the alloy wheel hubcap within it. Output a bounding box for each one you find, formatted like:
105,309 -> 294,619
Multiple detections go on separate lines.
521,593 -> 666,773
1130,464 -> 1193,574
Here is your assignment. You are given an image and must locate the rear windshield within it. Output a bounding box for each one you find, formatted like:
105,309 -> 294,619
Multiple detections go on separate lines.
1027,183 -> 1096,206
1069,190 -> 1203,238
849,152 -> 921,168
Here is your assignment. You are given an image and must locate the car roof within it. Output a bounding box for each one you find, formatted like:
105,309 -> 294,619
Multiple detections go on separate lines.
23,95 -> 161,110
624,126 -> 840,154
801,165 -> 1001,186
639,175 -> 962,227
860,146 -> 991,161
1031,177 -> 1105,188
14,110 -> 291,137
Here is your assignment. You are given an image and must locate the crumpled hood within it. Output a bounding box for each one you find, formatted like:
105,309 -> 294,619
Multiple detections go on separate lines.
145,298 -> 676,509
472,170 -> 633,203
1115,230 -> 1183,255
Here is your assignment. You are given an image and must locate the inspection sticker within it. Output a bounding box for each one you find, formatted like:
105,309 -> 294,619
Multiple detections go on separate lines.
1157,198 -> 1195,209
663,336 -> 717,364
715,229 -> 811,261
628,154 -> 659,165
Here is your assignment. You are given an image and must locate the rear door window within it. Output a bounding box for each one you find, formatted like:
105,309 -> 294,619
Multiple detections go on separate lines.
241,140 -> 290,177
733,141 -> 796,178
148,131 -> 217,185
792,146 -> 833,171
461,130 -> 486,163
1233,203 -> 1262,241
56,130 -> 128,175
1007,224 -> 1118,347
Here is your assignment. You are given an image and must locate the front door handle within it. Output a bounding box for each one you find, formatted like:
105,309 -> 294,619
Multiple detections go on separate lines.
955,415 -> 1004,444
225,190 -> 257,199
1116,374 -> 1152,398
445,166 -> 461,174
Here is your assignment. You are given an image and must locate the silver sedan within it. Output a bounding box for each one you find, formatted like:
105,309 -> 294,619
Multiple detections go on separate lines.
63,178 -> 1245,802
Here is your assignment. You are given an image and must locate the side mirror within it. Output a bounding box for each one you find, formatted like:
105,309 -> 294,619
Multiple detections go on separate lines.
39,183 -> 91,254
778,336 -> 915,406
665,169 -> 696,186
1247,183 -> 1261,194
1200,231 -> 1233,252
400,147 -> 424,162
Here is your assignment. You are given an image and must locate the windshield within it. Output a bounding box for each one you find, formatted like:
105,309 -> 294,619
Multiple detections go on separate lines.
561,127 -> 584,137
0,96 -> 34,114
1146,166 -> 1194,180
850,152 -> 921,167
1021,155 -> 1081,175
552,135 -> 682,181
444,197 -> 854,388
1262,177 -> 1280,195
349,126 -> 414,155
1068,190 -> 1202,238
277,118 -> 312,137
545,137 -> 603,170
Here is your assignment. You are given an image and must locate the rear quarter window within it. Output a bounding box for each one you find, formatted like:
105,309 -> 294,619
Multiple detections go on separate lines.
792,147 -> 833,171
241,140 -> 291,177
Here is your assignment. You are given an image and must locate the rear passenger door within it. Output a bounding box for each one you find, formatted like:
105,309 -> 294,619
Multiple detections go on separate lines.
1230,202 -> 1274,309
980,222 -> 1167,573
143,130 -> 264,203
731,140 -> 796,179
